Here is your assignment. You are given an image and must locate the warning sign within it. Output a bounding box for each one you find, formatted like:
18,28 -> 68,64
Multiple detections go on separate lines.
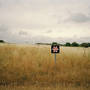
51,42 -> 60,53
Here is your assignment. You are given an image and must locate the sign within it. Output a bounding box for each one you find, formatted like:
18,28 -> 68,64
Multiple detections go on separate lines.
51,42 -> 60,64
51,42 -> 60,53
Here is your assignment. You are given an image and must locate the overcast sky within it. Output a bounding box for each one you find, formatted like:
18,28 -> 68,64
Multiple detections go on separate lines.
0,0 -> 90,44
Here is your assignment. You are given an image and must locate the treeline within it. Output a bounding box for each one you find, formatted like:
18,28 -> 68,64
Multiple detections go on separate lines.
62,42 -> 90,48
36,42 -> 90,48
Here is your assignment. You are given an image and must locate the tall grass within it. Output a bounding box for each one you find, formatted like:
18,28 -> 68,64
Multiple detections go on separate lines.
0,44 -> 90,88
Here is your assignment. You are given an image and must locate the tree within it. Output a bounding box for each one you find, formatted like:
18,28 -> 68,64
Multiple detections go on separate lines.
88,43 -> 90,47
81,43 -> 89,48
72,42 -> 79,47
65,42 -> 71,46
0,40 -> 5,43
52,42 -> 59,46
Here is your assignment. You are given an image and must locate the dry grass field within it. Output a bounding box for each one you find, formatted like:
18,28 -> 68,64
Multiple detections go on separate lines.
0,43 -> 90,90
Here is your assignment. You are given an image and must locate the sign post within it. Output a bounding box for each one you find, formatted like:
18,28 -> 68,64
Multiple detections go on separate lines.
55,53 -> 56,64
51,42 -> 60,64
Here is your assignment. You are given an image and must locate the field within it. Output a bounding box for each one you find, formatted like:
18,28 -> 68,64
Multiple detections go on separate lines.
0,43 -> 90,90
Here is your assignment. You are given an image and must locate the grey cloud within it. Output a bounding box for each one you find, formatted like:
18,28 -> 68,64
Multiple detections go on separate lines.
46,30 -> 53,33
79,37 -> 90,43
0,29 -> 90,44
19,31 -> 28,36
55,36 -> 90,44
0,30 -> 11,42
67,13 -> 90,23
0,2 -> 2,8
0,0 -> 48,10
0,0 -> 21,5
0,24 -> 8,32
32,36 -> 90,44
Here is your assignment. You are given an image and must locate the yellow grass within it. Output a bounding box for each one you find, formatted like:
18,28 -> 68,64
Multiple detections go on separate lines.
0,43 -> 90,90
0,85 -> 90,90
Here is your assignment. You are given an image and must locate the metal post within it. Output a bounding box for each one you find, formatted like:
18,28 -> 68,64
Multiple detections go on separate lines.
55,53 -> 56,64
